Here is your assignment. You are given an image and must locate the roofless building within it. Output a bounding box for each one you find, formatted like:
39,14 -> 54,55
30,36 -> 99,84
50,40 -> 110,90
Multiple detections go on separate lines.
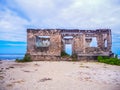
27,29 -> 113,61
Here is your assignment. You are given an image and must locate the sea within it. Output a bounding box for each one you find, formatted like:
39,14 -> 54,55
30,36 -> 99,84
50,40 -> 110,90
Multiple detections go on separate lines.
0,54 -> 120,61
117,55 -> 120,59
0,54 -> 25,61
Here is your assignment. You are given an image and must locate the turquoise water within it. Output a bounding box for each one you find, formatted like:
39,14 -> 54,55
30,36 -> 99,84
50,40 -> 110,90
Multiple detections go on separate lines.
0,54 -> 24,60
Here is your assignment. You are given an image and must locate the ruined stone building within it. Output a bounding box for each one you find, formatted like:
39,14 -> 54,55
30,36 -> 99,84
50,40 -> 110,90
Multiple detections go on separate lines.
27,29 -> 113,61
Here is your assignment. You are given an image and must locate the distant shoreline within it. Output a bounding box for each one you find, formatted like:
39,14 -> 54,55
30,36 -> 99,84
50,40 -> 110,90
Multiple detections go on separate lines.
0,54 -> 24,60
0,53 -> 25,55
0,54 -> 120,60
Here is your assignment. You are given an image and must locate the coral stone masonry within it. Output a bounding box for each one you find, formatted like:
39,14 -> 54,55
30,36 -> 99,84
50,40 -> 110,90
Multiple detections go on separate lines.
27,29 -> 113,61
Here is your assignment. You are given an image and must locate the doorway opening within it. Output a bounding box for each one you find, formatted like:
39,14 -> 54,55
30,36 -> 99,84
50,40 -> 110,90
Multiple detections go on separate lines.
90,37 -> 97,47
65,44 -> 72,56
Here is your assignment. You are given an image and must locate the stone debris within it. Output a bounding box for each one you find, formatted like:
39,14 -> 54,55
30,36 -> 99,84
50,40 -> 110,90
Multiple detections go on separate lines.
12,80 -> 25,84
38,78 -> 52,82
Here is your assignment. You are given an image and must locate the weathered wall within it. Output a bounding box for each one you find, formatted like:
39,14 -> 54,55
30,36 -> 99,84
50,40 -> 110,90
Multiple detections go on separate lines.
27,29 -> 113,61
27,29 -> 61,60
77,29 -> 112,60
73,35 -> 85,54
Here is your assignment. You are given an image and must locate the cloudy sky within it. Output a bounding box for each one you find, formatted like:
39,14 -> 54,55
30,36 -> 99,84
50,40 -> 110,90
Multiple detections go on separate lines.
0,0 -> 120,54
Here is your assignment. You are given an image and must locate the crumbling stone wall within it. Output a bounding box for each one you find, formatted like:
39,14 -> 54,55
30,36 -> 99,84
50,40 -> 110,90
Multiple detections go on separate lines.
27,29 -> 61,60
73,35 -> 85,54
27,29 -> 113,61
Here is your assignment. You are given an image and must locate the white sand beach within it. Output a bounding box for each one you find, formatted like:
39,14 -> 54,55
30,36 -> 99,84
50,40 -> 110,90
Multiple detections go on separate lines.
0,61 -> 120,90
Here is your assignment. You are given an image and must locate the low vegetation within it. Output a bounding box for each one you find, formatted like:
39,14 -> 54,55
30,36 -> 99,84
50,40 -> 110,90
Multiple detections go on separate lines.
97,55 -> 120,66
16,54 -> 32,62
71,53 -> 77,61
61,51 -> 78,61
61,51 -> 70,57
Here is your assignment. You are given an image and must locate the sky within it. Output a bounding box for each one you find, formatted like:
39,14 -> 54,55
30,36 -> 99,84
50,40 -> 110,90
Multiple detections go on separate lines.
0,0 -> 120,55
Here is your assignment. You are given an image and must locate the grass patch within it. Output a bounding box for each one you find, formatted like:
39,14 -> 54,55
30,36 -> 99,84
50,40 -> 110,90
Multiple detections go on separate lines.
16,54 -> 32,62
97,55 -> 120,66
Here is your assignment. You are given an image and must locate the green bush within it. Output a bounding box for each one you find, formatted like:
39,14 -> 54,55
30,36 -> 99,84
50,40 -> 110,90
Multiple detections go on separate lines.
115,55 -> 118,59
16,54 -> 32,62
103,56 -> 109,59
61,51 -> 70,57
97,56 -> 103,62
97,55 -> 120,66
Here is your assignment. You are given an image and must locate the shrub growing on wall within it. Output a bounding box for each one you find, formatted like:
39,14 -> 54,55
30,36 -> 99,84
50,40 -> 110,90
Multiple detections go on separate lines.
16,54 -> 32,62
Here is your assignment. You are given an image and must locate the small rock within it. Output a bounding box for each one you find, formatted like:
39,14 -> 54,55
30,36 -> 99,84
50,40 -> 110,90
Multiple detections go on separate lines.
9,66 -> 14,68
38,78 -> 52,82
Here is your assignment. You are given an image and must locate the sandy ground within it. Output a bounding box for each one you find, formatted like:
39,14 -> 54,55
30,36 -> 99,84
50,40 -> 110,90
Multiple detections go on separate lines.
0,61 -> 120,90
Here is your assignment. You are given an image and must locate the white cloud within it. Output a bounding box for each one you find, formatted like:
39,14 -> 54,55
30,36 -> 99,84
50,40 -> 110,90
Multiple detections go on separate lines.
41,0 -> 120,29
0,0 -> 120,42
0,7 -> 29,41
